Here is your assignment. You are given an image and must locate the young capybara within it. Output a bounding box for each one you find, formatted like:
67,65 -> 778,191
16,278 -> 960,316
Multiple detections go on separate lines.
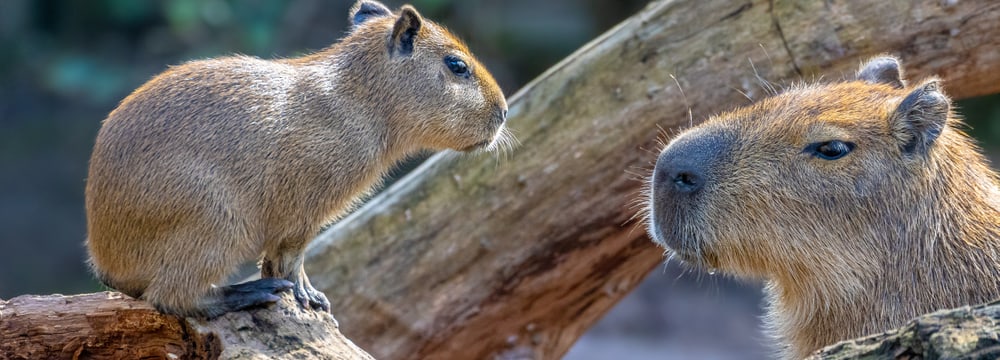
86,0 -> 509,318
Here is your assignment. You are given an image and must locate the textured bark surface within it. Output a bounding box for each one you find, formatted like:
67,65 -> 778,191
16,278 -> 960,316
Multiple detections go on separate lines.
305,0 -> 1000,359
0,292 -> 373,360
810,300 -> 1000,359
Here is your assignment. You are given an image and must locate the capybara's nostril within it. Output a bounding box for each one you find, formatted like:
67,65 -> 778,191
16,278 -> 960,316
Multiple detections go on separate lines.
669,169 -> 703,193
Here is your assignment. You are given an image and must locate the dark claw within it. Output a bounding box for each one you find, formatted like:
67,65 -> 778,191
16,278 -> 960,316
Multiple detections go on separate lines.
293,281 -> 331,312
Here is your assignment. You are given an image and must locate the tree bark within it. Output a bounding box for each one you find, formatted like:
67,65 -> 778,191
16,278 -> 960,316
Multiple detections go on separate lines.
304,0 -> 1000,359
0,292 -> 373,360
810,300 -> 1000,359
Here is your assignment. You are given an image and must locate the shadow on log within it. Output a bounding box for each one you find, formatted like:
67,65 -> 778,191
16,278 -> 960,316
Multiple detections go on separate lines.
0,292 -> 373,360
811,300 -> 1000,359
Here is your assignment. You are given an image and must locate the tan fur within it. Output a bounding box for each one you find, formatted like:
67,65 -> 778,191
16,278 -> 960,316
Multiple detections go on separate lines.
85,0 -> 508,317
647,57 -> 1000,358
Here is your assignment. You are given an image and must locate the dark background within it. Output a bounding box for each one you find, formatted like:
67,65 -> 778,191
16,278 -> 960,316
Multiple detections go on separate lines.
1,1 -> 997,359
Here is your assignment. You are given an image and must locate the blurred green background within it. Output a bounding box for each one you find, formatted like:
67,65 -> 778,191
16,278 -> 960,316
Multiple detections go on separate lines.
0,1 -> 998,358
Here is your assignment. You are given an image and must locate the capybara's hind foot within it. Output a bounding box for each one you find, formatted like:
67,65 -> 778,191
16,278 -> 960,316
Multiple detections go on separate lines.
202,278 -> 293,319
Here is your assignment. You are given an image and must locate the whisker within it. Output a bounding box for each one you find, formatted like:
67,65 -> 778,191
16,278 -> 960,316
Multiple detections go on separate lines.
732,86 -> 754,102
759,43 -> 773,66
669,74 -> 694,128
748,57 -> 778,96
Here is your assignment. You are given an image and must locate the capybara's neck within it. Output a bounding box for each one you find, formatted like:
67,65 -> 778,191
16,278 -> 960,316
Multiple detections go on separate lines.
279,42 -> 423,165
770,126 -> 1000,359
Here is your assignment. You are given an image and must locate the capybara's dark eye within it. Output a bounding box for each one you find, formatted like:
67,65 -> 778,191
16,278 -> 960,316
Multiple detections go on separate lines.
444,55 -> 470,78
809,140 -> 855,160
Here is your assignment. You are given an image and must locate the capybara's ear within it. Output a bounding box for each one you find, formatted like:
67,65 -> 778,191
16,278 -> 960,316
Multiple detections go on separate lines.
891,79 -> 950,155
350,0 -> 392,27
390,5 -> 423,56
857,56 -> 905,89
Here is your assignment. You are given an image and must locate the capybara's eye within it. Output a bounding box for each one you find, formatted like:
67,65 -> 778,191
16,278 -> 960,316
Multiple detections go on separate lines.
444,55 -> 470,78
808,140 -> 855,160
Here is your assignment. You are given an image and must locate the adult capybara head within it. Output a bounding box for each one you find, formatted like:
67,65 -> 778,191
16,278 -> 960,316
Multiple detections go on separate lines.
647,56 -> 1000,357
344,1 -> 509,152
649,56 -> 993,286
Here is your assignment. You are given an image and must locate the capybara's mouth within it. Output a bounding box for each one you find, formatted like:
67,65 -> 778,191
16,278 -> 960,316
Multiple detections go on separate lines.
654,229 -> 700,261
649,200 -> 715,266
661,237 -> 718,269
460,140 -> 490,152
649,199 -> 693,251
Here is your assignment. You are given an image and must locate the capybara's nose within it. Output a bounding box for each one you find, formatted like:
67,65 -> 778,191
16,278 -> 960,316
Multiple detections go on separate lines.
653,129 -> 733,196
665,166 -> 704,193
656,151 -> 708,195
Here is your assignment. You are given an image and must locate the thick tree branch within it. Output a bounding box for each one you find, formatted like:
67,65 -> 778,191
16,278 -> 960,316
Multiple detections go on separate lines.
0,293 -> 373,360
305,0 -> 1000,359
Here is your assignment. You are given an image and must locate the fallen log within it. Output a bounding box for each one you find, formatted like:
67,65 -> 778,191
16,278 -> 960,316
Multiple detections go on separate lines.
0,292 -> 373,360
304,0 -> 1000,359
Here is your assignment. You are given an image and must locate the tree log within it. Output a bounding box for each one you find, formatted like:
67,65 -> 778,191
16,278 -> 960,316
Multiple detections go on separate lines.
810,300 -> 1000,359
0,292 -> 373,360
305,0 -> 1000,359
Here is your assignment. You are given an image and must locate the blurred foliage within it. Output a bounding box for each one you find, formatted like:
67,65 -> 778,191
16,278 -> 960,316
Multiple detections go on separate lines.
0,0 -> 996,299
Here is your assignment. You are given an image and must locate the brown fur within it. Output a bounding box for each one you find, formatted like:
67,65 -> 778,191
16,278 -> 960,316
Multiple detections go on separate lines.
85,0 -> 509,317
647,57 -> 1000,358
